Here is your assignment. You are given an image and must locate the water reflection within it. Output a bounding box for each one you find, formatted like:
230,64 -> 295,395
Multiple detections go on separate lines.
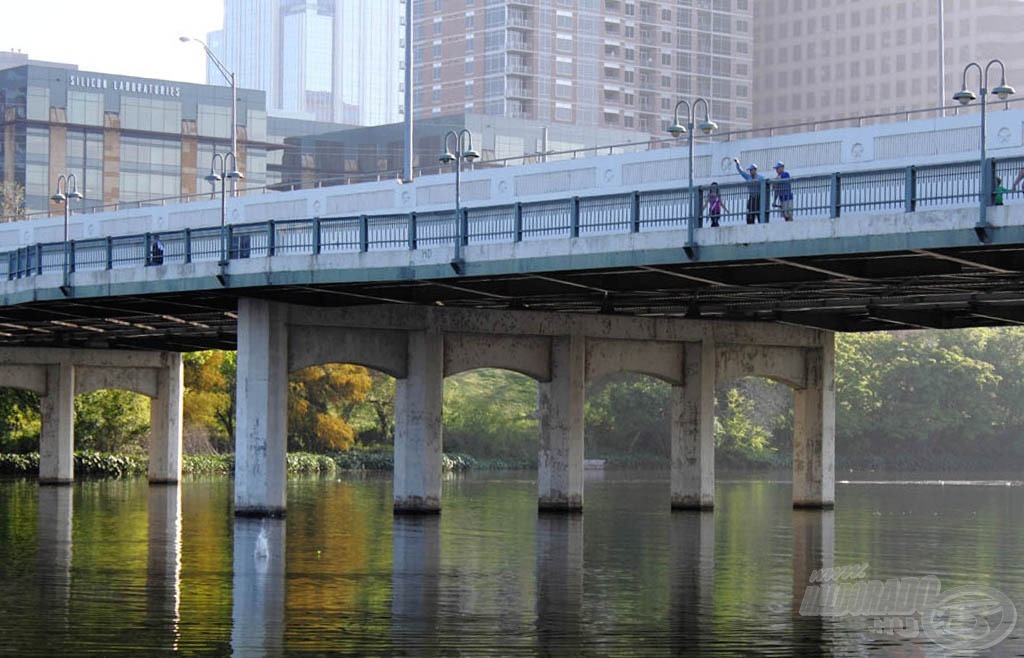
37,486 -> 73,629
391,515 -> 442,655
232,518 -> 286,658
791,509 -> 835,653
669,511 -> 714,655
535,515 -> 584,656
146,484 -> 182,651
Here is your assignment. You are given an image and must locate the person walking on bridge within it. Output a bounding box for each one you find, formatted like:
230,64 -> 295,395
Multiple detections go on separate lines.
733,158 -> 765,224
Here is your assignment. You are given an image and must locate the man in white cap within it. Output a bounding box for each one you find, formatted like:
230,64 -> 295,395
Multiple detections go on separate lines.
773,161 -> 793,221
733,157 -> 765,224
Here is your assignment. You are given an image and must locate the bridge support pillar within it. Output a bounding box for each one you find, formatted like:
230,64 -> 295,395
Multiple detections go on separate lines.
39,362 -> 75,485
537,335 -> 585,512
148,353 -> 183,484
235,298 -> 289,517
393,330 -> 444,514
792,338 -> 835,509
671,340 -> 715,510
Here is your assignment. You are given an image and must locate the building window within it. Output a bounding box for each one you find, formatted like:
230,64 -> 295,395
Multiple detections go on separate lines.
68,91 -> 103,126
124,97 -> 183,134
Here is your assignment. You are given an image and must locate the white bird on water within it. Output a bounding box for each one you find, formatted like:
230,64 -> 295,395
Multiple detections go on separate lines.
254,520 -> 270,560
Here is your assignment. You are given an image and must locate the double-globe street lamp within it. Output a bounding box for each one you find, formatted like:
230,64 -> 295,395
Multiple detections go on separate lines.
206,152 -> 244,268
439,129 -> 480,273
953,59 -> 1015,242
180,36 -> 240,194
667,98 -> 717,259
51,173 -> 83,295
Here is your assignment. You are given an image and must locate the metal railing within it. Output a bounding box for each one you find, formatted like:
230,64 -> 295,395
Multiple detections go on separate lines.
4,156 -> 1023,281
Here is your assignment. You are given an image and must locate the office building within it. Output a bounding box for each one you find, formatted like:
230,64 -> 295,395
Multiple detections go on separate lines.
0,63 -> 268,216
210,0 -> 406,125
752,0 -> 1024,130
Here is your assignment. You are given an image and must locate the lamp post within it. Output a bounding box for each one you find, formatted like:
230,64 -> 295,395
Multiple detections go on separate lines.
953,59 -> 1015,242
439,129 -> 480,273
51,173 -> 83,295
667,98 -> 717,259
206,152 -> 244,266
180,36 -> 240,193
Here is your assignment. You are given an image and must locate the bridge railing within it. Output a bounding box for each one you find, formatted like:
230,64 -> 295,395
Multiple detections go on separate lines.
3,156 -> 1023,281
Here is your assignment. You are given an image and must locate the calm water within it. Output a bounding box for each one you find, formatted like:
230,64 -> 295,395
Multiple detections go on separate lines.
1,470 -> 1022,657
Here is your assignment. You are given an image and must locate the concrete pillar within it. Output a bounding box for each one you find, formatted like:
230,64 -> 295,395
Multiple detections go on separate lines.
39,362 -> 75,485
149,353 -> 184,484
671,340 -> 716,510
393,330 -> 444,514
792,337 -> 836,509
235,298 -> 289,517
537,335 -> 585,512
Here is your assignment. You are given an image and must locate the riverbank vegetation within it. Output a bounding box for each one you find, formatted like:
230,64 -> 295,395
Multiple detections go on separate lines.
2,327 -> 1024,473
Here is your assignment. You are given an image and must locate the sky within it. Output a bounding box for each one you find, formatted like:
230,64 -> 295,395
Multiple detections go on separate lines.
0,0 -> 225,84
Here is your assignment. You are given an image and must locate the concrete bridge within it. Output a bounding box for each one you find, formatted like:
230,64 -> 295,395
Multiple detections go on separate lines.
2,109 -> 1023,516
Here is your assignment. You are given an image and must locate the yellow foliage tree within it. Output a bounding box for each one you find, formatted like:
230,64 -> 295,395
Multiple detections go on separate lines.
288,364 -> 372,452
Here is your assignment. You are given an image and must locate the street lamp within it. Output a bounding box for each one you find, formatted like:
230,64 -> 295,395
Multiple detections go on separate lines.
953,59 -> 1015,242
51,173 -> 83,295
180,36 -> 240,193
206,152 -> 244,267
439,129 -> 480,273
667,98 -> 717,259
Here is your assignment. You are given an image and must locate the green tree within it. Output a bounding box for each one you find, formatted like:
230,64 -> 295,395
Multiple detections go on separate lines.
585,373 -> 670,457
443,369 -> 538,459
74,389 -> 149,453
0,388 -> 40,453
349,371 -> 396,446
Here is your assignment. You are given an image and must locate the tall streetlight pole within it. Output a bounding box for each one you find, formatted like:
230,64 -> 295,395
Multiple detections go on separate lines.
667,98 -> 718,259
206,152 -> 244,268
180,36 -> 240,193
953,60 -> 1015,242
439,129 -> 479,274
51,173 -> 83,295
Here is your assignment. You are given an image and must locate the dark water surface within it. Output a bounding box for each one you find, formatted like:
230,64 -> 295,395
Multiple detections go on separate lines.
1,470 -> 1022,656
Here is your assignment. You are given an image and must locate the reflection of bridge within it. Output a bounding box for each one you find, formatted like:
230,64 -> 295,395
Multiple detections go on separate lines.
3,109 -> 1024,516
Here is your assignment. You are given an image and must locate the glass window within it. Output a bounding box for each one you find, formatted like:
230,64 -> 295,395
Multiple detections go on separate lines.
27,87 -> 50,122
119,136 -> 181,203
68,91 -> 103,126
121,97 -> 182,133
197,104 -> 231,144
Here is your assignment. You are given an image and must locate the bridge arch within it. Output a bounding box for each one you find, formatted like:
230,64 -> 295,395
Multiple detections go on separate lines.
444,334 -> 551,382
288,326 -> 408,378
716,345 -> 808,390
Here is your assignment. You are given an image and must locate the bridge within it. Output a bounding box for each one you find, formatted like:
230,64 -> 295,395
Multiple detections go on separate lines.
2,108 -> 1024,517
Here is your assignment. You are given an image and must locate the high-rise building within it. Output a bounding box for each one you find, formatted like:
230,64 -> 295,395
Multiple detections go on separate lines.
752,0 -> 1024,130
412,1 -> 754,137
210,0 -> 405,126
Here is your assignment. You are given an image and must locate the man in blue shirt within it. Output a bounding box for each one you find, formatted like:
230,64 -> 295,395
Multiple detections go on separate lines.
733,157 -> 765,224
773,162 -> 793,221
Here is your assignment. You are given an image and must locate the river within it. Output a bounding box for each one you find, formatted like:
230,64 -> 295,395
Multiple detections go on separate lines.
0,470 -> 1021,656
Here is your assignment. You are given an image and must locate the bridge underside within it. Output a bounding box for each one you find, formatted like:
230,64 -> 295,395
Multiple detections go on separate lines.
3,243 -> 1024,351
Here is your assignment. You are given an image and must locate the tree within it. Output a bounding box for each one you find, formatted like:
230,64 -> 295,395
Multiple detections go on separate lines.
443,369 -> 538,459
0,181 -> 25,222
0,388 -> 40,453
182,350 -> 236,451
349,371 -> 396,446
288,364 -> 372,452
74,389 -> 150,453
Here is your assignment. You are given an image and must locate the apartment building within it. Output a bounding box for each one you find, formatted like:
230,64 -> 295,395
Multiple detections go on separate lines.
753,0 -> 1024,129
412,0 -> 754,137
